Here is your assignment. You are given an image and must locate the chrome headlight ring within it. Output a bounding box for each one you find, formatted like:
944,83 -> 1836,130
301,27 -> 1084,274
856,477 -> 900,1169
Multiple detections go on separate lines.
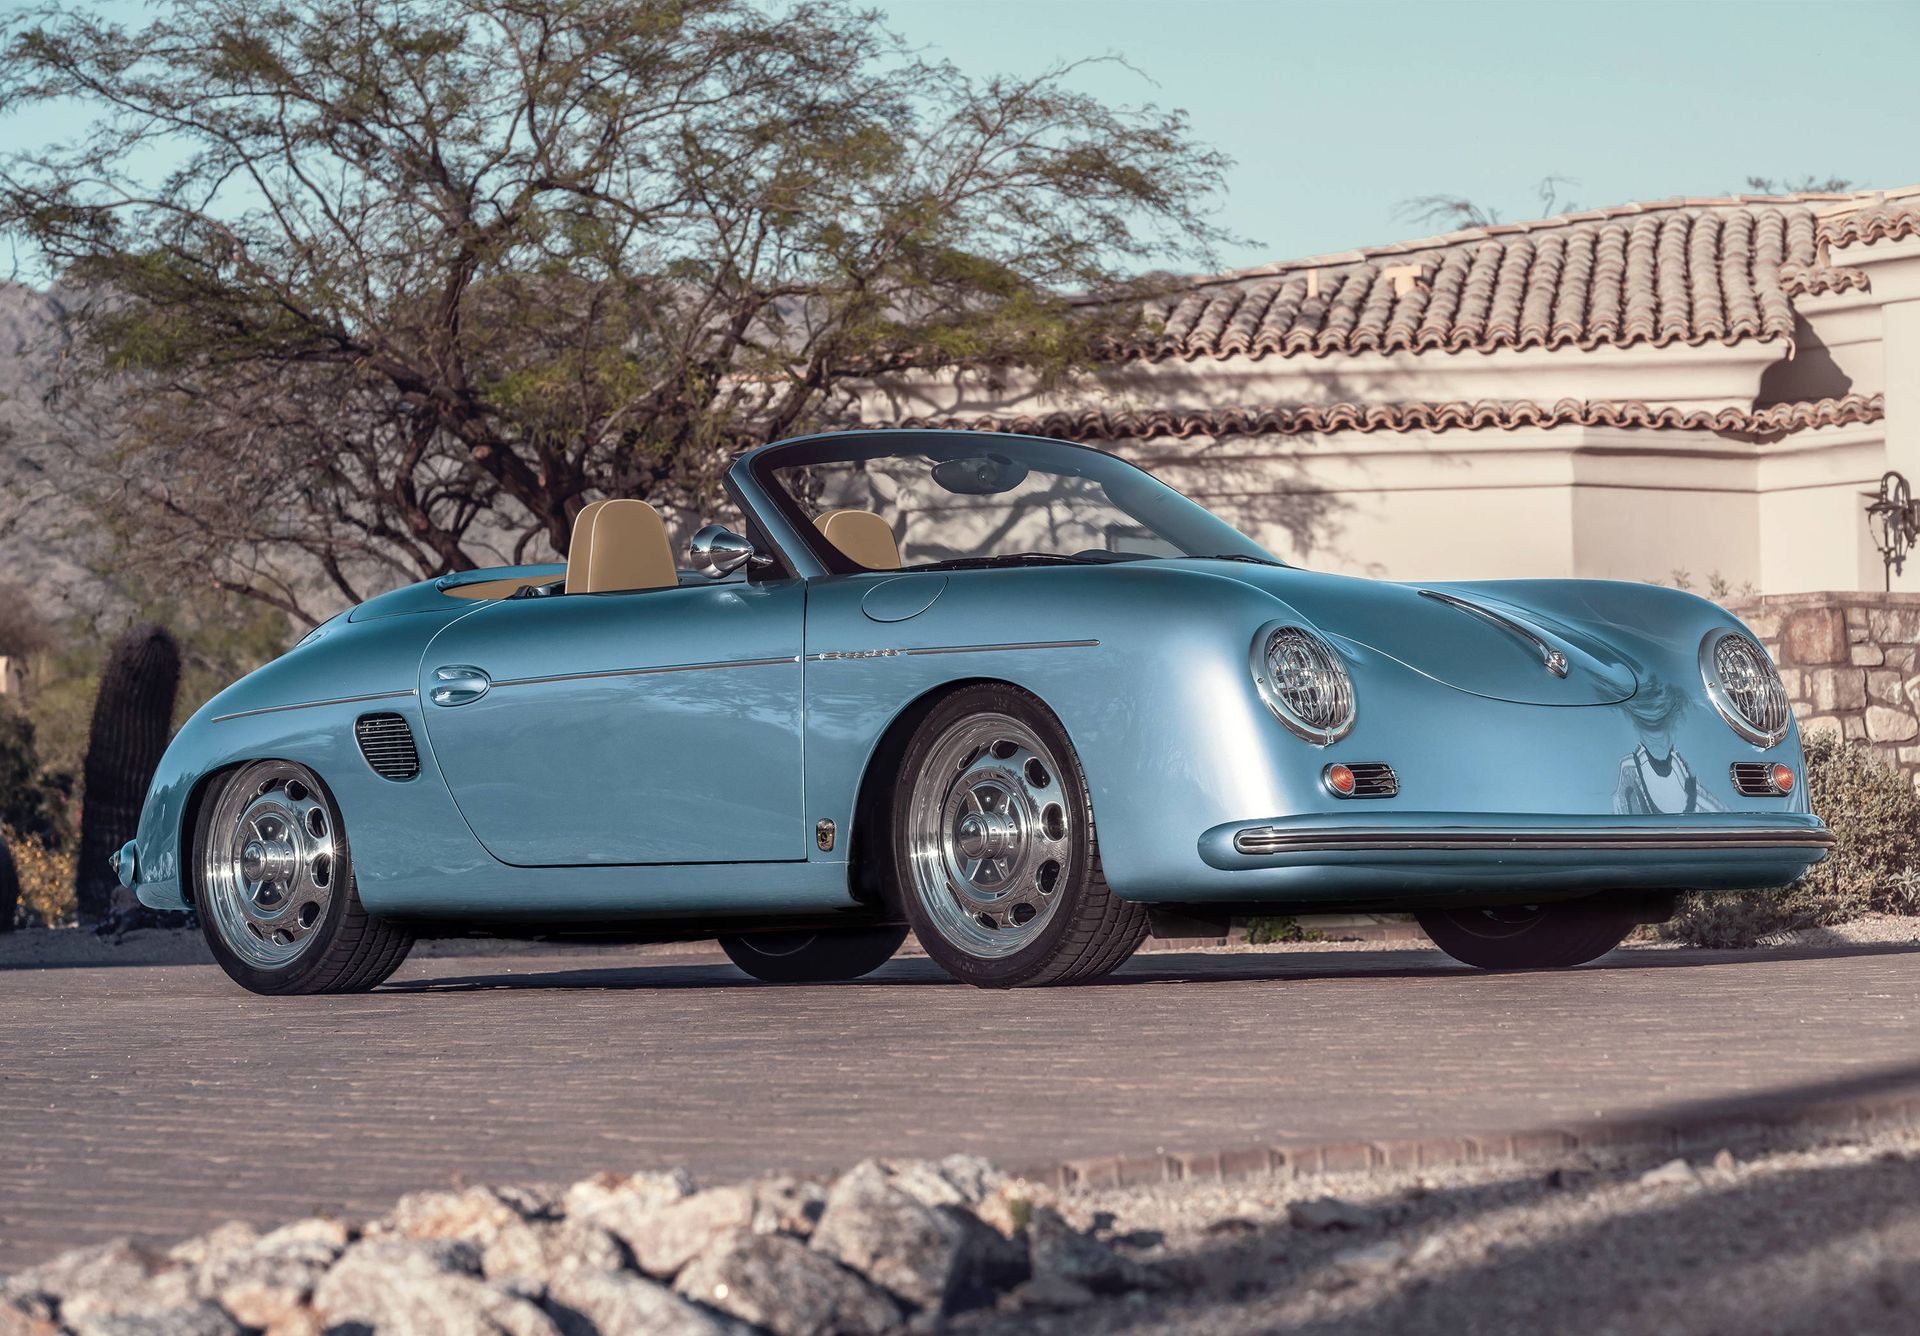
1699,628 -> 1791,748
1250,620 -> 1356,746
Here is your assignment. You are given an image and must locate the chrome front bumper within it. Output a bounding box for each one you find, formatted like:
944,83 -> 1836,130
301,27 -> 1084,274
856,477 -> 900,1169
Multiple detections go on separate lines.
1230,823 -> 1836,857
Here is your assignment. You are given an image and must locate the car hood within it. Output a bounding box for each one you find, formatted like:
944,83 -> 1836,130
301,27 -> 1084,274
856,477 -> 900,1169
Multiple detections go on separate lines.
1171,561 -> 1639,707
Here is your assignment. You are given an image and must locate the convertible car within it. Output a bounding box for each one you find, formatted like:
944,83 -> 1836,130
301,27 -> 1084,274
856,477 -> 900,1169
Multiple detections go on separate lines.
116,430 -> 1831,994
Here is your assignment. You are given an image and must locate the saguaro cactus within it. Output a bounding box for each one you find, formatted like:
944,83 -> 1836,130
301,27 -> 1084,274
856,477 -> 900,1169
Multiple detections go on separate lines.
75,624 -> 181,924
0,829 -> 18,933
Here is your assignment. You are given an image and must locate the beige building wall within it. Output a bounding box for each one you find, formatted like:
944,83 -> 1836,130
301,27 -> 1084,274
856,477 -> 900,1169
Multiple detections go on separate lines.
858,209 -> 1920,597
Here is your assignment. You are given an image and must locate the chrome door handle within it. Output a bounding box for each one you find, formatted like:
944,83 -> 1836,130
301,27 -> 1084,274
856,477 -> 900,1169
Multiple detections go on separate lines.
429,665 -> 492,707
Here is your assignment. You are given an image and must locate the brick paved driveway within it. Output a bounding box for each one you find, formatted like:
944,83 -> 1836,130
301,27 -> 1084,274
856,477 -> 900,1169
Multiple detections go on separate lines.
5,943 -> 1920,1271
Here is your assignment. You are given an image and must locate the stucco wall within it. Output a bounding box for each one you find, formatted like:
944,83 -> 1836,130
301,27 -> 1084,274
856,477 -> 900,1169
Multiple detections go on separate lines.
1728,591 -> 1920,785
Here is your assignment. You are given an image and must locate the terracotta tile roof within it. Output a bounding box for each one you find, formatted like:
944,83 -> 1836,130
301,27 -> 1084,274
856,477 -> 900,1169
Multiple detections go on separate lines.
1115,189 -> 1920,363
889,392 -> 1884,442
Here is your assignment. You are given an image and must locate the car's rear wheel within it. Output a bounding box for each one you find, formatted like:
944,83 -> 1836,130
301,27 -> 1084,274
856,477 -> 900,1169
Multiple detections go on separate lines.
194,759 -> 413,995
718,926 -> 908,983
1416,901 -> 1637,970
892,684 -> 1146,988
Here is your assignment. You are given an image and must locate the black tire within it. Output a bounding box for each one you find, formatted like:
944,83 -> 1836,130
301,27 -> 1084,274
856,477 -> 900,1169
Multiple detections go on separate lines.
1416,901 -> 1636,971
193,760 -> 413,995
890,684 -> 1147,988
718,926 -> 908,983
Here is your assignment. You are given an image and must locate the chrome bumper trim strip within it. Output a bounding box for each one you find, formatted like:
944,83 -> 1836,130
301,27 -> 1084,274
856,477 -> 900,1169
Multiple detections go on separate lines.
1232,825 -> 1836,856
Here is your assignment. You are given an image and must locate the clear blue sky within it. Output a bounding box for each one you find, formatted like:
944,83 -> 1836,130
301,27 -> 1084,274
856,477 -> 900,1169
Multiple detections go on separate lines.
6,1 -> 1917,276
877,0 -> 1920,268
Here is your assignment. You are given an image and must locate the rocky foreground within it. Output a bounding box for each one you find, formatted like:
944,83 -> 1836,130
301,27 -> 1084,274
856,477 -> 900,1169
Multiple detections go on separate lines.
12,1130 -> 1920,1336
2,1155 -> 1161,1335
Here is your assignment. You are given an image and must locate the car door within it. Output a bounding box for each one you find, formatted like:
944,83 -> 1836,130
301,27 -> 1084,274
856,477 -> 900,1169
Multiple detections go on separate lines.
417,577 -> 806,866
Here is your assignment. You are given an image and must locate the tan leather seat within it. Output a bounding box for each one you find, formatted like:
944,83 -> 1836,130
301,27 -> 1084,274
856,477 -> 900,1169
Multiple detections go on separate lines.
569,498 -> 678,594
814,509 -> 901,571
563,499 -> 610,595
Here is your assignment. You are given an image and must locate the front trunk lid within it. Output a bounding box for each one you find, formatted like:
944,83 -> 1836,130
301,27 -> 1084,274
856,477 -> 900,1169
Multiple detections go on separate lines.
1189,564 -> 1638,707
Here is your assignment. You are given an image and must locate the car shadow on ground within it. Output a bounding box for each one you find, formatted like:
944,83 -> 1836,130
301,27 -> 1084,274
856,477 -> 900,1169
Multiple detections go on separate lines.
380,939 -> 1920,993
968,1059 -> 1920,1335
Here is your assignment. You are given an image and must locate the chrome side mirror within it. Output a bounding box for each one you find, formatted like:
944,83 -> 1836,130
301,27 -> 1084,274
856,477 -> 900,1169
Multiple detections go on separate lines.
688,524 -> 769,578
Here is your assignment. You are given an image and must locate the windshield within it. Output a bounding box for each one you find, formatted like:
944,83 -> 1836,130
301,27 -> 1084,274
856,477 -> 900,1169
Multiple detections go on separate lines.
751,433 -> 1278,574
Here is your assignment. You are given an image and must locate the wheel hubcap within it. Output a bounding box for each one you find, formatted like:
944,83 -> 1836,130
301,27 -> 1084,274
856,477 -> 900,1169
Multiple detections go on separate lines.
202,760 -> 340,968
908,714 -> 1073,958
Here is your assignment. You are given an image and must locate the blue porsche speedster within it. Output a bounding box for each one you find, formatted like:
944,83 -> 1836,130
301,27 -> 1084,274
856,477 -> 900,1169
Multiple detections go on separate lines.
116,430 -> 1831,993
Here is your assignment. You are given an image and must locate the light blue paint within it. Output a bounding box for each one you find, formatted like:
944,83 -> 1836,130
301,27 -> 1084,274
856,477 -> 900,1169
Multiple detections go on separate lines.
128,430 -> 1827,929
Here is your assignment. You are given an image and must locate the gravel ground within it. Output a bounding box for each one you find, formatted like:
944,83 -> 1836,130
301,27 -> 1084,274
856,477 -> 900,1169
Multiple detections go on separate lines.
11,1125 -> 1920,1335
961,1129 -> 1920,1336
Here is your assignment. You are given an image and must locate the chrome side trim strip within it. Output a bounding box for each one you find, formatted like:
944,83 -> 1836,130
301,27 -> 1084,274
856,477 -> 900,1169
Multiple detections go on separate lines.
211,689 -> 417,724
1419,589 -> 1570,678
490,656 -> 799,690
1233,825 -> 1836,856
805,640 -> 1100,662
905,639 -> 1100,657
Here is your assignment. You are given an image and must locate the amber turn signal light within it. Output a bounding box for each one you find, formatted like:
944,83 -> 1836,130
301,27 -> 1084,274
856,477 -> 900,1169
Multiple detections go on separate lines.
1771,763 -> 1795,794
1324,763 -> 1356,797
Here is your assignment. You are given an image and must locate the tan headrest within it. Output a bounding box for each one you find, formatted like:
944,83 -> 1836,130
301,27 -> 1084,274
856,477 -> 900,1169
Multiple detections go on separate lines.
564,499 -> 610,595
815,509 -> 901,571
580,499 -> 678,594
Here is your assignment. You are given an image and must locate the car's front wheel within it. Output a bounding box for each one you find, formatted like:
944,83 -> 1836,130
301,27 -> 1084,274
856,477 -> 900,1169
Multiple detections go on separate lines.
1416,901 -> 1637,970
194,759 -> 413,995
891,685 -> 1146,988
718,926 -> 908,983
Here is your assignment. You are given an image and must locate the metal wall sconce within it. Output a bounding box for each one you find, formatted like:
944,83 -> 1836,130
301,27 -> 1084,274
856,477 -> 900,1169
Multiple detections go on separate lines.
1867,470 -> 1920,591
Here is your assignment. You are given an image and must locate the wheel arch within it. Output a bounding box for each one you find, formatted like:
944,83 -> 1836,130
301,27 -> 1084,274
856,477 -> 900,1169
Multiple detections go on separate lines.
845,676 -> 1076,912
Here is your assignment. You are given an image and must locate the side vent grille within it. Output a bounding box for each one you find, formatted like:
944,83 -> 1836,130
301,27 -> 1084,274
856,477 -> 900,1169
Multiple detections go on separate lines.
1343,762 -> 1399,798
1730,762 -> 1787,797
355,712 -> 420,781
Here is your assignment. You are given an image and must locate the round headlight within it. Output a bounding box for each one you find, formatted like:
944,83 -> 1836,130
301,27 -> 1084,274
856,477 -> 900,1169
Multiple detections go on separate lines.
1251,622 -> 1356,745
1699,629 -> 1790,747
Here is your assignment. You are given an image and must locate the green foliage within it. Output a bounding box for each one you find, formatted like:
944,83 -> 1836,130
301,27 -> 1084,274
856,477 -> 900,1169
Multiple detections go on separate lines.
0,699 -> 70,850
1665,732 -> 1920,947
0,0 -> 1233,621
1244,916 -> 1322,945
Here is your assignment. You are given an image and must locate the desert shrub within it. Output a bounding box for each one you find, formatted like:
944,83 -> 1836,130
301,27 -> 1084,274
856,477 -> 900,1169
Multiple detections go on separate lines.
1665,732 -> 1920,947
0,702 -> 71,851
4,825 -> 75,928
1245,916 -> 1322,944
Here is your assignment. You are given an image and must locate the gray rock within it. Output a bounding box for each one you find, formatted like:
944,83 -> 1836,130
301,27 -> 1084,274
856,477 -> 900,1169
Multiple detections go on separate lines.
1024,1208 -> 1154,1295
1,1240 -> 176,1314
1287,1197 -> 1375,1231
674,1233 -> 899,1336
1638,1158 -> 1702,1188
193,1215 -> 349,1327
593,1186 -> 757,1279
811,1161 -> 1026,1312
481,1219 -> 628,1286
314,1238 -> 554,1336
63,1304 -> 241,1336
1329,1240 -> 1408,1280
562,1170 -> 696,1223
999,1275 -> 1097,1312
165,1223 -> 260,1269
541,1258 -> 731,1336
886,1156 -> 1003,1211
0,1302 -> 58,1336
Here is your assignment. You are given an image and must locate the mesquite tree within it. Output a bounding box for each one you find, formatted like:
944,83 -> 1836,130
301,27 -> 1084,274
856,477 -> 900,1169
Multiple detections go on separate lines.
0,0 -> 1230,624
75,624 -> 180,923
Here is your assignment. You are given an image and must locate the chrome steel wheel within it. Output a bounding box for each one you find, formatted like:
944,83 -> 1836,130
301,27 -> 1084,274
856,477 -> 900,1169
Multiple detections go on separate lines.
201,760 -> 341,969
905,713 -> 1074,959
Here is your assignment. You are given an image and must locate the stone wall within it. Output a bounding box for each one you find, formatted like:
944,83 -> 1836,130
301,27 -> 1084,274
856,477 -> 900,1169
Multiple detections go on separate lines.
1725,591 -> 1920,785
